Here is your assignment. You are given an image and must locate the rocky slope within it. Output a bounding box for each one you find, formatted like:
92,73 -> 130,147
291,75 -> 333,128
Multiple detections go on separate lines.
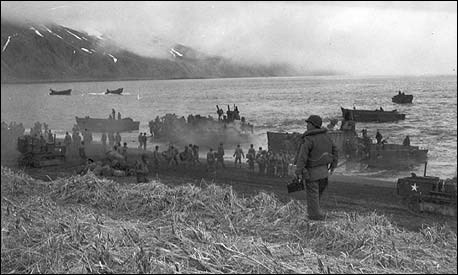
1,20 -> 296,83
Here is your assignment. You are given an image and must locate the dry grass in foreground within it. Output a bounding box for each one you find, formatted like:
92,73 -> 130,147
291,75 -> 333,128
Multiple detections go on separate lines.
1,166 -> 457,274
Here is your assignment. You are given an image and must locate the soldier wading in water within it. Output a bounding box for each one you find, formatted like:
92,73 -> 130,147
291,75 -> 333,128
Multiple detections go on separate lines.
295,115 -> 338,221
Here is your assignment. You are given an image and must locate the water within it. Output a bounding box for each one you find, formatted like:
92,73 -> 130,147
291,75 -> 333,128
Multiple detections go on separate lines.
1,75 -> 457,180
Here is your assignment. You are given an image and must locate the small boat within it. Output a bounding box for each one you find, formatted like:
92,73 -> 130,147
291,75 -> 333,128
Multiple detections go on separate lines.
105,88 -> 123,95
392,92 -> 413,104
341,107 -> 406,122
75,116 -> 140,132
49,88 -> 71,95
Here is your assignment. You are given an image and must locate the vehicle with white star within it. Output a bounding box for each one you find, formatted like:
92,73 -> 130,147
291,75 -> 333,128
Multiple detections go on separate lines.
396,162 -> 457,217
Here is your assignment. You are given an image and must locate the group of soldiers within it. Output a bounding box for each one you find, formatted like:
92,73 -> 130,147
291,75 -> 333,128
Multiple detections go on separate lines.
108,108 -> 122,120
148,106 -> 253,143
205,142 -> 295,177
216,104 -> 240,122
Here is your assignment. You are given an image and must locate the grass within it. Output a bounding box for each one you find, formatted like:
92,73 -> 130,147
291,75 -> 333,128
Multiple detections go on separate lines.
1,166 -> 456,274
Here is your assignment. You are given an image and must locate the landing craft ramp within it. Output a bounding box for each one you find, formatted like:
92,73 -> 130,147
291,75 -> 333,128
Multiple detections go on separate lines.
267,130 -> 356,155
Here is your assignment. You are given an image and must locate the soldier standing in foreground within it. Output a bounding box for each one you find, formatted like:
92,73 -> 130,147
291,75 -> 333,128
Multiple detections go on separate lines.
295,115 -> 338,221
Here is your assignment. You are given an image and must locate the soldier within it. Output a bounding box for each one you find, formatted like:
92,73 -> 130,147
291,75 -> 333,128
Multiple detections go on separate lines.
216,105 -> 224,120
78,158 -> 97,175
101,132 -> 107,148
152,145 -> 161,171
47,129 -> 54,143
360,129 -> 371,159
168,145 -> 179,167
121,142 -> 128,161
295,115 -> 338,221
79,141 -> 87,162
340,112 -> 356,132
188,144 -> 195,165
73,131 -> 81,152
375,130 -> 383,144
64,131 -> 72,145
266,150 -> 275,176
135,154 -> 149,183
326,119 -> 338,130
180,146 -> 192,168
115,132 -> 122,147
88,130 -> 93,144
108,132 -> 115,146
118,112 -> 121,120
256,147 -> 266,175
233,144 -> 245,168
207,148 -> 216,172
192,145 -> 200,165
138,132 -> 143,149
39,135 -> 47,152
403,135 -> 410,146
64,131 -> 72,155
112,108 -> 116,120
142,133 -> 148,150
216,142 -> 225,169
247,144 -> 256,172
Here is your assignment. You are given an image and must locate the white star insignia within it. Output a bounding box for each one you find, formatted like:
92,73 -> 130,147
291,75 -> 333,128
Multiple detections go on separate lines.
411,183 -> 418,192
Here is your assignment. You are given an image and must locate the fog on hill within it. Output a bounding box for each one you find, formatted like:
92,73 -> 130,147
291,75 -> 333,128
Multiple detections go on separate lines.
1,1 -> 456,76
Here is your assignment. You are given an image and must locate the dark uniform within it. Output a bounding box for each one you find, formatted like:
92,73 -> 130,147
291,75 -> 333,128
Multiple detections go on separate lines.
247,145 -> 256,171
216,143 -> 225,168
135,155 -> 149,183
295,115 -> 338,221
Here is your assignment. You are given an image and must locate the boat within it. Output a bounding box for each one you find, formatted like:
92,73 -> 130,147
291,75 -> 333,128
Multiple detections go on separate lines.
267,130 -> 357,157
105,88 -> 123,95
364,143 -> 428,169
148,105 -> 255,147
341,107 -> 406,122
49,88 -> 71,95
392,92 -> 413,104
75,116 -> 140,132
267,130 -> 428,170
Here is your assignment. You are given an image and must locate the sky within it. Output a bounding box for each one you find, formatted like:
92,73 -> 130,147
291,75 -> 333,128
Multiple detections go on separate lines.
1,1 -> 457,76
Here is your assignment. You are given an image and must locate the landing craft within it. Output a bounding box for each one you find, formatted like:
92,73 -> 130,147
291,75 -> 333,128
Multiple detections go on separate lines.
105,88 -> 123,95
148,106 -> 255,147
75,116 -> 139,132
49,88 -> 72,95
392,91 -> 413,104
266,129 -> 428,170
341,107 -> 406,122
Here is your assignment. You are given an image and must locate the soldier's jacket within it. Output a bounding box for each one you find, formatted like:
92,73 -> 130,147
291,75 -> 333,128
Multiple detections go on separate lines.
207,152 -> 216,163
247,148 -> 256,160
135,161 -> 149,174
233,148 -> 244,158
217,146 -> 225,158
296,128 -> 338,181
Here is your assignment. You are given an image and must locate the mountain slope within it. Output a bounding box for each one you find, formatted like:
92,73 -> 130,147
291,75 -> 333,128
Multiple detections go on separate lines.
1,20 -> 296,83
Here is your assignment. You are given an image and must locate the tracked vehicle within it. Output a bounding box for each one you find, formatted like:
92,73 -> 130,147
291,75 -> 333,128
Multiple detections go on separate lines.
397,163 -> 457,217
17,135 -> 66,168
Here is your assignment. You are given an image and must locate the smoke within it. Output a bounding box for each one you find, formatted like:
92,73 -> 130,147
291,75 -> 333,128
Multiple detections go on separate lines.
1,1 -> 456,75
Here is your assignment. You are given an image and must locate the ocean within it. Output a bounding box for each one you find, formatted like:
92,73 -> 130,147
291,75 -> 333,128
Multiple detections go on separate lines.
1,75 -> 457,181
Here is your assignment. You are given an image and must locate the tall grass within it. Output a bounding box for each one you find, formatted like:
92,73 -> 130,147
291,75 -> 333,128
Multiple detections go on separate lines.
1,166 -> 456,273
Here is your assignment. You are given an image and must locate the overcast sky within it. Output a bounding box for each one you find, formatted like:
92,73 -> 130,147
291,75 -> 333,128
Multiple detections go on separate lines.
2,1 -> 457,76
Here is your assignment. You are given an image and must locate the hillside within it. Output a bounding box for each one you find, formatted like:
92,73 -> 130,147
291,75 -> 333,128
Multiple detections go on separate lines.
1,20 -> 297,83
